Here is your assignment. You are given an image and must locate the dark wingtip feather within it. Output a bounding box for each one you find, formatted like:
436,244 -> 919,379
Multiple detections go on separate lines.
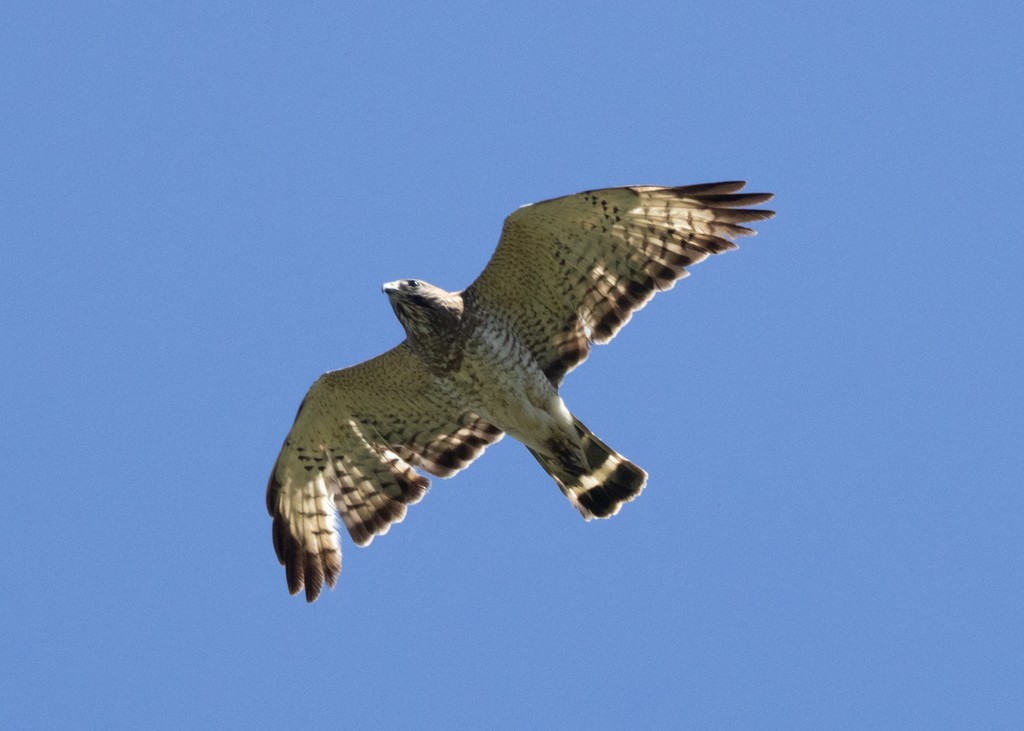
698,192 -> 775,207
304,552 -> 324,603
666,181 -> 748,195
272,517 -> 337,602
266,460 -> 283,517
269,475 -> 340,602
710,207 -> 776,224
281,526 -> 305,596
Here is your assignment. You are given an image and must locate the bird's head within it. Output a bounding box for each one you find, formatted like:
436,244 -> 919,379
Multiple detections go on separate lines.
382,279 -> 464,344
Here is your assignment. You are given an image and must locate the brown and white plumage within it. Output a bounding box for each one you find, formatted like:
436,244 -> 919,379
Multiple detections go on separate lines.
466,181 -> 774,383
266,345 -> 503,601
267,182 -> 773,601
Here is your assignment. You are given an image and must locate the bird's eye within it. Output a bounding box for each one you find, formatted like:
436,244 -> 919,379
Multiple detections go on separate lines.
405,279 -> 420,289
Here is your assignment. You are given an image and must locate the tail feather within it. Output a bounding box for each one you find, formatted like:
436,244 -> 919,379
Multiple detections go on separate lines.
530,417 -> 647,520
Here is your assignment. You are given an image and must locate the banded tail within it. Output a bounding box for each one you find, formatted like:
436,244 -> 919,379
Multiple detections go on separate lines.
529,416 -> 648,520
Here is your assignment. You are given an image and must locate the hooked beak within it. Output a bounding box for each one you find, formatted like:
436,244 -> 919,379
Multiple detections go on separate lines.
382,281 -> 399,295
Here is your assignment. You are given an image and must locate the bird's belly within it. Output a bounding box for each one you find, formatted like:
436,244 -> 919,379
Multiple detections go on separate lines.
452,323 -> 570,449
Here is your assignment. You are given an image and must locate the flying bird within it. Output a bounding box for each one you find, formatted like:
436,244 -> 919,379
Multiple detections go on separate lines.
267,181 -> 774,601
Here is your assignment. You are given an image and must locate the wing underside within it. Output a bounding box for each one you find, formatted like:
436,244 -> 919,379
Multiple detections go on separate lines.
465,182 -> 774,384
266,343 -> 502,601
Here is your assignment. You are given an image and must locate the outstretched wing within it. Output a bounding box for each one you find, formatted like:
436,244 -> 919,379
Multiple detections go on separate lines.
464,182 -> 774,384
266,342 -> 503,602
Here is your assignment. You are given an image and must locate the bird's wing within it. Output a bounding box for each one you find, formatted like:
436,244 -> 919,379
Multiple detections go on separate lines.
464,182 -> 774,384
266,342 -> 503,601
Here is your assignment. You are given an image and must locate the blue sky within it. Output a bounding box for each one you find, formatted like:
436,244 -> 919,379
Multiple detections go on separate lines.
2,2 -> 1022,728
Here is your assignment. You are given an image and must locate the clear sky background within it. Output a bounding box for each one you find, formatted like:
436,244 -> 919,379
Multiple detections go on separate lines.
2,2 -> 1022,728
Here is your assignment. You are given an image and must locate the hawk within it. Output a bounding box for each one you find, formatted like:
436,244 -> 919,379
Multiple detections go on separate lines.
267,181 -> 774,601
